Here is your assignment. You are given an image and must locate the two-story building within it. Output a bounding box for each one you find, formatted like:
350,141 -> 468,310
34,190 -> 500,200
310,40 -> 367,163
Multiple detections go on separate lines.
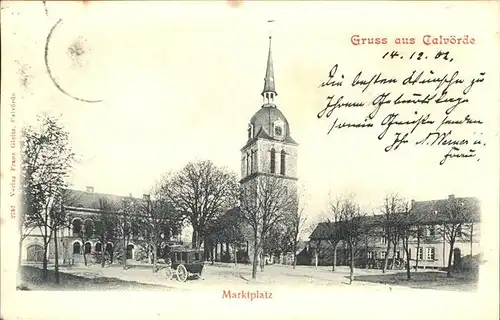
21,186 -> 180,265
309,195 -> 481,269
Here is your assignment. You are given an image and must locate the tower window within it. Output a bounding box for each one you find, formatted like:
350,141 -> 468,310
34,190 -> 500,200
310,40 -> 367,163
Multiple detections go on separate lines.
270,149 -> 276,174
251,150 -> 257,173
280,150 -> 286,175
246,152 -> 250,175
243,155 -> 247,176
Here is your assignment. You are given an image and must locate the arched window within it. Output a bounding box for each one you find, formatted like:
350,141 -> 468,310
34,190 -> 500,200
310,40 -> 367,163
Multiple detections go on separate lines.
73,241 -> 81,254
250,151 -> 254,173
95,242 -> 102,252
248,124 -> 253,140
270,149 -> 276,174
105,243 -> 113,254
251,151 -> 254,173
280,150 -> 286,175
27,244 -> 44,261
243,156 -> 247,176
84,242 -> 92,254
83,219 -> 94,235
72,218 -> 82,235
246,152 -> 250,175
252,150 -> 257,172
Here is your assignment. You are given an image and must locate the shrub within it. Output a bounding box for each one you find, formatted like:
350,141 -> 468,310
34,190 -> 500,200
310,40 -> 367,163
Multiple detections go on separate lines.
461,253 -> 483,270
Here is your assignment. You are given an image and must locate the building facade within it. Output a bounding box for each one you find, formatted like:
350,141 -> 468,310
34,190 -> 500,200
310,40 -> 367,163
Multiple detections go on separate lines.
309,195 -> 481,269
21,187 -> 179,265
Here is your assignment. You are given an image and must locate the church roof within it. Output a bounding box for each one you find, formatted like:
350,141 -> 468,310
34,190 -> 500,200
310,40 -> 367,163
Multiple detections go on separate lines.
262,36 -> 277,96
242,34 -> 297,150
250,106 -> 289,135
242,108 -> 298,150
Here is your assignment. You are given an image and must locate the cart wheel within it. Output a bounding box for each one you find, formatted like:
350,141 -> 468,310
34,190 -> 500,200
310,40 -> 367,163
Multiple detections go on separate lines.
176,264 -> 188,282
165,267 -> 173,280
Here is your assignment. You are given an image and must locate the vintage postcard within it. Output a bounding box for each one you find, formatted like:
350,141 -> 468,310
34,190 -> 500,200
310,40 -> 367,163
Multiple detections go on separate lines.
1,1 -> 499,319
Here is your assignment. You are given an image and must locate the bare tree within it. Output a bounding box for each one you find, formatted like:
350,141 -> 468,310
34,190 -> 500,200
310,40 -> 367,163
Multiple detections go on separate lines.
21,114 -> 75,280
167,161 -> 239,249
415,225 -> 423,270
92,198 -> 119,267
49,188 -> 85,283
240,174 -> 298,279
207,207 -> 246,266
436,197 -> 478,277
139,179 -> 184,273
289,206 -> 307,269
380,192 -> 400,273
116,196 -> 141,270
325,196 -> 345,272
261,221 -> 289,268
392,199 -> 419,280
333,196 -> 365,285
264,190 -> 307,269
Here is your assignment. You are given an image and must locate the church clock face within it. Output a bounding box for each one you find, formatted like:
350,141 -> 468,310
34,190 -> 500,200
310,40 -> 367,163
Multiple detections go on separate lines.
274,126 -> 282,136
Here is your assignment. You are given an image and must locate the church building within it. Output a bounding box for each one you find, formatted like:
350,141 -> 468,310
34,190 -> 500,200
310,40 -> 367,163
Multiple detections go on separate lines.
239,35 -> 299,263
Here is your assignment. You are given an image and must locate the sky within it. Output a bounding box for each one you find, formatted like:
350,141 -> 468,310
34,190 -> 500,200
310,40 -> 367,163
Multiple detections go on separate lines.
4,1 -> 499,226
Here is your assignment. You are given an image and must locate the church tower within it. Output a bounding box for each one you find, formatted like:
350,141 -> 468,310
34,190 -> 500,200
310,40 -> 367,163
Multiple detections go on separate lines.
240,35 -> 298,198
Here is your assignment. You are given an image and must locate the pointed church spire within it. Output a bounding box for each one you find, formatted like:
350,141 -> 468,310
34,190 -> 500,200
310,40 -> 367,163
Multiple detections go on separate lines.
262,35 -> 277,105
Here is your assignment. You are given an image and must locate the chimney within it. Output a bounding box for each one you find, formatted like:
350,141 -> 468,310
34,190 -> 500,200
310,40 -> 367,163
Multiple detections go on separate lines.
129,193 -> 133,198
143,194 -> 150,201
86,186 -> 94,193
448,194 -> 455,200
411,199 -> 415,208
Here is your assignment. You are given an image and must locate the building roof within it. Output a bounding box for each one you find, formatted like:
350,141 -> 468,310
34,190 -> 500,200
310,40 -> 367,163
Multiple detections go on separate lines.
63,188 -> 145,211
411,196 -> 480,224
250,106 -> 289,137
242,35 -> 297,150
262,36 -> 276,96
309,196 -> 481,241
242,109 -> 298,151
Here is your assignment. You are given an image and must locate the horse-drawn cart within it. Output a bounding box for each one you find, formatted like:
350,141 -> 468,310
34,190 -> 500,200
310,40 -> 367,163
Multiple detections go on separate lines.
164,246 -> 204,282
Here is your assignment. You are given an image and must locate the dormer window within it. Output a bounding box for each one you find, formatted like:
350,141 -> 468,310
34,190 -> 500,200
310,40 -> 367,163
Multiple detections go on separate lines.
429,225 -> 436,236
248,124 -> 254,140
275,126 -> 282,136
273,120 -> 284,139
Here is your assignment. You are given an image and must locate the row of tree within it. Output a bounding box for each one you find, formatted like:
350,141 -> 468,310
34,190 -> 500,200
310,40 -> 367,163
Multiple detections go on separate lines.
20,115 -> 307,283
321,193 -> 476,284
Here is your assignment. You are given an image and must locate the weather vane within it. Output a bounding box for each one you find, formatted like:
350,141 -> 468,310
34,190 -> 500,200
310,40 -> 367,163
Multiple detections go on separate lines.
267,19 -> 275,39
